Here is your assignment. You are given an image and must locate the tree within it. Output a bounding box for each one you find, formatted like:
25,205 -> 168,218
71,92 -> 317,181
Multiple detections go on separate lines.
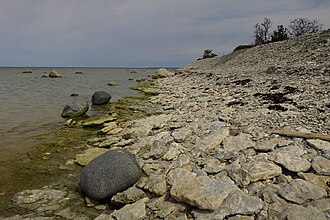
271,25 -> 289,42
201,49 -> 217,59
254,18 -> 272,45
288,17 -> 323,37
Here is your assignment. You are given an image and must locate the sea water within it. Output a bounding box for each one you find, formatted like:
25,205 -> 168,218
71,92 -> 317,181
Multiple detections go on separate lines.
0,67 -> 157,161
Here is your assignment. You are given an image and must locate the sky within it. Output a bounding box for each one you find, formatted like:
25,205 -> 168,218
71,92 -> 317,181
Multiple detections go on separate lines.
0,0 -> 329,67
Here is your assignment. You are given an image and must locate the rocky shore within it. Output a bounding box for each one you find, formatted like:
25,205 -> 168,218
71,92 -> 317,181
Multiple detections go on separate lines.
3,30 -> 330,219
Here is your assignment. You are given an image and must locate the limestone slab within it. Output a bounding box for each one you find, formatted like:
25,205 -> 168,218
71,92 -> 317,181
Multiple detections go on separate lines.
169,168 -> 238,210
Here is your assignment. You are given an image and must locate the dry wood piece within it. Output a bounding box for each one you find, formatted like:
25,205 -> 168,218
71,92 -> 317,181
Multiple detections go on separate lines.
272,130 -> 330,141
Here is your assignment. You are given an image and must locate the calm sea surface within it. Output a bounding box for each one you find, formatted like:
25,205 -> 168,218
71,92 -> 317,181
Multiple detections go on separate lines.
0,67 -> 157,161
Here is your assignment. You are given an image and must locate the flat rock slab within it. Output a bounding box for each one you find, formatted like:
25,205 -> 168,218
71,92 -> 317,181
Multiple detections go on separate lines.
163,142 -> 185,160
312,156 -> 330,175
193,189 -> 263,219
272,152 -> 311,172
254,139 -> 279,152
111,198 -> 148,220
80,115 -> 116,127
279,179 -> 327,204
142,173 -> 167,196
12,187 -> 68,213
129,114 -> 172,138
298,172 -> 330,192
171,127 -> 193,143
309,198 -> 330,213
169,168 -> 238,210
244,160 -> 282,182
306,139 -> 330,151
195,127 -> 229,153
223,133 -> 255,152
74,148 -> 108,166
111,186 -> 147,205
286,205 -> 327,220
79,149 -> 141,200
274,145 -> 305,157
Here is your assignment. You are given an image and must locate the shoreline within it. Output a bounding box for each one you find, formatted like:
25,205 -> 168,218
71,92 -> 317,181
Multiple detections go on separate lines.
0,82 -> 162,218
2,30 -> 330,219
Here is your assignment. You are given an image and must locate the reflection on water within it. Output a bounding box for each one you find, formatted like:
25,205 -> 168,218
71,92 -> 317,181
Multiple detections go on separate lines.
0,67 -> 156,161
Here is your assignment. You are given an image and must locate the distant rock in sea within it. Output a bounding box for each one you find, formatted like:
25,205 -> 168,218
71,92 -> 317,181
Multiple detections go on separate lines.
22,70 -> 32,73
108,81 -> 118,86
49,70 -> 62,78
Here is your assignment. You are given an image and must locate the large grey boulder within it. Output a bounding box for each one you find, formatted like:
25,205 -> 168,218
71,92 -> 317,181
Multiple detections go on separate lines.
79,149 -> 141,200
61,99 -> 89,117
91,91 -> 111,105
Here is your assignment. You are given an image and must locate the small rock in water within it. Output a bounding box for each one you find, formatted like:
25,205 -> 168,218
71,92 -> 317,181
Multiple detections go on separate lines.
91,91 -> 111,105
79,149 -> 141,200
108,81 -> 118,86
61,99 -> 89,117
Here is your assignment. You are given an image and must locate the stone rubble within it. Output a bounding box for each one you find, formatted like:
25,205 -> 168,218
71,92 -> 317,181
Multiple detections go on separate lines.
4,30 -> 330,219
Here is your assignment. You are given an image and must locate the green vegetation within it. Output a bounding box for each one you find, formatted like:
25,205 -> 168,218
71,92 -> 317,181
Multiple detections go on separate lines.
44,142 -> 56,148
253,17 -> 322,46
199,17 -> 323,59
271,25 -> 289,42
199,49 -> 218,60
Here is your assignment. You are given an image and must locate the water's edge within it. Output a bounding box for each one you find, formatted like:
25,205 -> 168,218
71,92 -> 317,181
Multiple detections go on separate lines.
0,79 -> 159,217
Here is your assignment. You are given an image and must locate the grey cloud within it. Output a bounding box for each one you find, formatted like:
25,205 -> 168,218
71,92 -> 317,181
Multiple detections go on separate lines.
0,0 -> 329,67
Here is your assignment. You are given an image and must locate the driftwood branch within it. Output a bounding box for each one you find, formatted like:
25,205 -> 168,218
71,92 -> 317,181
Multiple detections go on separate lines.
272,130 -> 330,141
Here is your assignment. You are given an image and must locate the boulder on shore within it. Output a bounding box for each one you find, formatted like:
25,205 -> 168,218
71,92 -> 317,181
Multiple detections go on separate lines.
152,68 -> 174,79
49,70 -> 62,77
92,91 -> 111,105
79,149 -> 141,200
61,99 -> 89,118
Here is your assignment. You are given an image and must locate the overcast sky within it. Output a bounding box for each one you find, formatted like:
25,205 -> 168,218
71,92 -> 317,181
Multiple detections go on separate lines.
0,0 -> 329,67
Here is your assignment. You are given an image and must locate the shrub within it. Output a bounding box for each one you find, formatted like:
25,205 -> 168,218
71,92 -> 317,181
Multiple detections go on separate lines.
200,49 -> 218,60
288,17 -> 323,37
271,25 -> 289,42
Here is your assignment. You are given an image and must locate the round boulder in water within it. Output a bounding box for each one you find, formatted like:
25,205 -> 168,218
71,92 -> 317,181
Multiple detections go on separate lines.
79,149 -> 141,200
61,99 -> 89,117
92,91 -> 111,105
